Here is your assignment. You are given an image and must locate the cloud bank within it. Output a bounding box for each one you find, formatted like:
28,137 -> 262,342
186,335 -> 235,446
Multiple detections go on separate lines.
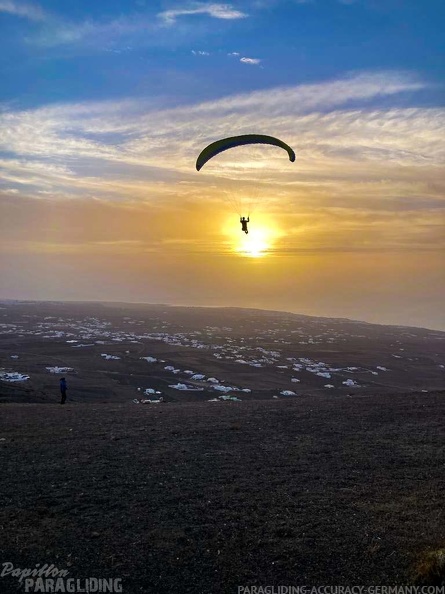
0,71 -> 443,262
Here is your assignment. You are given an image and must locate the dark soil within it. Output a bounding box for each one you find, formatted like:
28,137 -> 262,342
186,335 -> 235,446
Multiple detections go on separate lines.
1,392 -> 444,593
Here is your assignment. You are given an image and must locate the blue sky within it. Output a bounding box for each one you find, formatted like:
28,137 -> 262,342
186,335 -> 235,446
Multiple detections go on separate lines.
0,1 -> 444,330
1,0 -> 444,108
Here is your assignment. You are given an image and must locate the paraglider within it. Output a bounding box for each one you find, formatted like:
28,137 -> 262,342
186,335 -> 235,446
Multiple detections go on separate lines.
240,216 -> 249,234
195,134 -> 296,172
196,134 -> 295,233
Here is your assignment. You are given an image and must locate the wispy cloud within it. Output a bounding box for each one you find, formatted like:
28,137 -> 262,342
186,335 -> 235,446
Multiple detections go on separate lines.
158,3 -> 248,24
0,0 -> 46,21
29,4 -> 247,48
0,71 -> 443,257
192,50 -> 210,55
1,72 -> 430,165
30,15 -> 156,47
229,52 -> 262,65
240,57 -> 261,65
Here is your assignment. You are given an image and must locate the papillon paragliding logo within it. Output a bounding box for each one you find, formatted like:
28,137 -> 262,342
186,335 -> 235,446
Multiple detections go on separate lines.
195,134 -> 296,225
1,562 -> 123,593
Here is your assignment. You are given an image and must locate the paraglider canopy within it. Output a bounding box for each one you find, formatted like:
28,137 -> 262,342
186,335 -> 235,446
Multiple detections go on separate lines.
196,134 -> 296,171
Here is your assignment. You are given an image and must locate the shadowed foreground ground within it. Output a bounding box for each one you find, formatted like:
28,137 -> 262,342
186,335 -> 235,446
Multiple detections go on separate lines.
1,392 -> 444,593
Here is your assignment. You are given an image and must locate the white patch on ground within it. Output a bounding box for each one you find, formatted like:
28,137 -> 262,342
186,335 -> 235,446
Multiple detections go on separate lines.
0,372 -> 30,382
46,366 -> 74,374
168,383 -> 204,391
213,385 -> 235,393
342,379 -> 360,387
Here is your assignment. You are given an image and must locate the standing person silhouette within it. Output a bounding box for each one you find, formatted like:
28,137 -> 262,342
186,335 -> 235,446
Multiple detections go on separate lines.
240,216 -> 249,234
60,377 -> 67,404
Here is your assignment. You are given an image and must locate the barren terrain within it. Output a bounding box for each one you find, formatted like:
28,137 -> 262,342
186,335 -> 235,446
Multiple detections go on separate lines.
1,394 -> 445,592
1,302 -> 444,592
1,301 -> 444,404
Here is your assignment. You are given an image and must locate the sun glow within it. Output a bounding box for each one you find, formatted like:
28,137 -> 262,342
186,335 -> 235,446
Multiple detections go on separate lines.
238,230 -> 269,257
221,213 -> 282,258
236,220 -> 282,257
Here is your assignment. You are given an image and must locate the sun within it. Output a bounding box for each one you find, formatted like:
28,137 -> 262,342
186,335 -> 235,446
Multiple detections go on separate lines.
238,232 -> 269,257
234,224 -> 279,258
222,214 -> 282,258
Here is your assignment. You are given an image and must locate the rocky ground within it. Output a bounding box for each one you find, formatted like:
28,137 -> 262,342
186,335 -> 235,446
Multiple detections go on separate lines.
1,391 -> 444,593
1,301 -> 444,406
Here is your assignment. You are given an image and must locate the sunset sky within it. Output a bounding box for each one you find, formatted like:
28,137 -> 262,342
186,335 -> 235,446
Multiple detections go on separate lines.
0,0 -> 444,330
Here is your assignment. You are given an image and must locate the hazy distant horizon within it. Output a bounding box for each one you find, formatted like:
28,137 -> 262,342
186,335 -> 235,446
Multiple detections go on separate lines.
1,297 -> 444,333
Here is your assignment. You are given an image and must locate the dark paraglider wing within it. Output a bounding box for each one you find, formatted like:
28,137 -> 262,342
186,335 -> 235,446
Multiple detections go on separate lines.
195,134 -> 296,171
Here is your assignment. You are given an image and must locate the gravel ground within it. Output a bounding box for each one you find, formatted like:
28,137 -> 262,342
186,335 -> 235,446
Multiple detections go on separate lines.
1,391 -> 444,593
